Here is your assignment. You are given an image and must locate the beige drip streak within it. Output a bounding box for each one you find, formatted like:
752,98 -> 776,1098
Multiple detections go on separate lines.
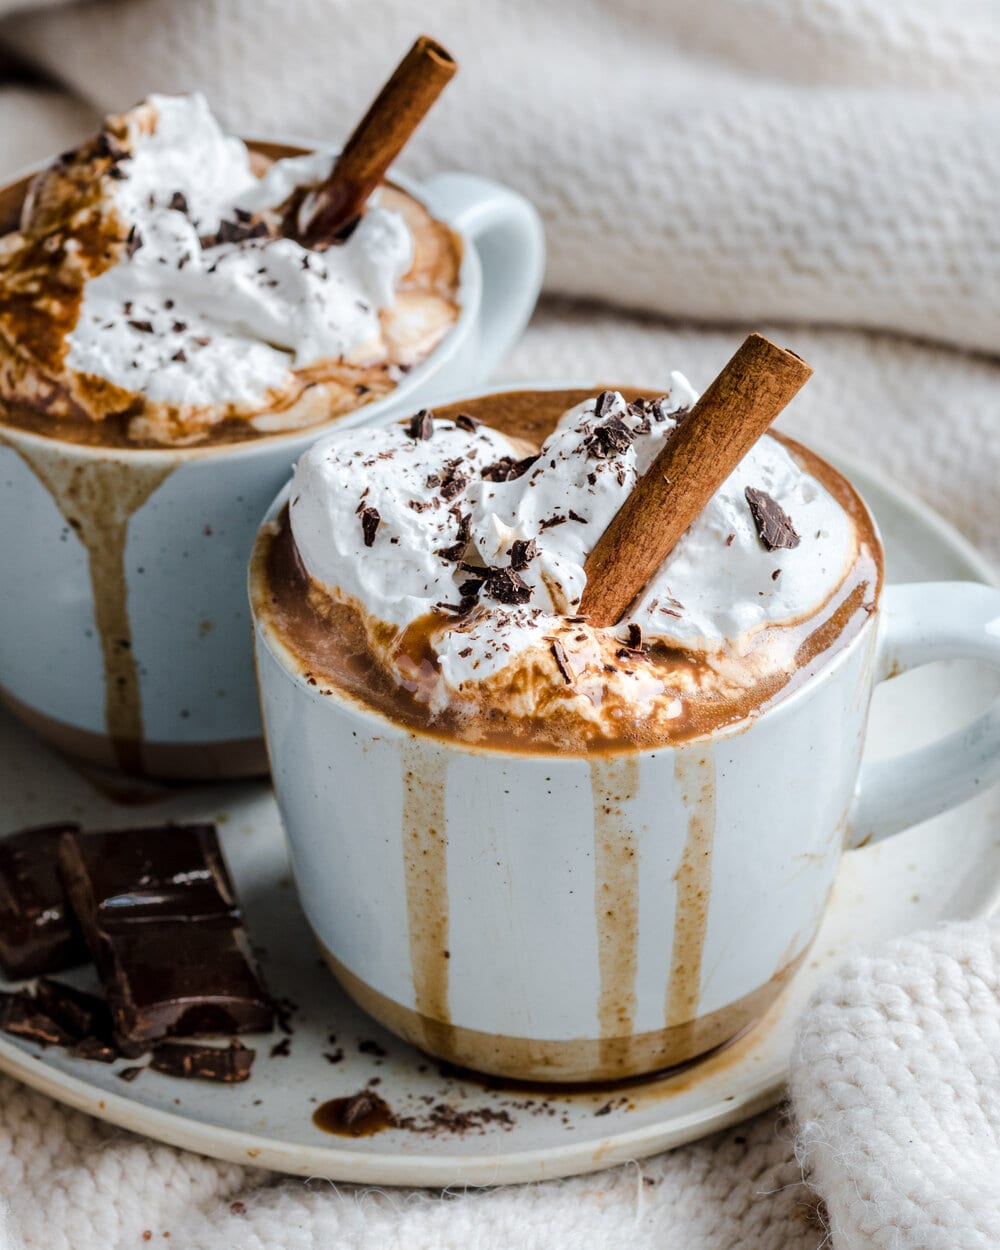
3,436 -> 173,772
666,747 -> 717,1028
400,737 -> 453,1056
590,756 -> 641,1070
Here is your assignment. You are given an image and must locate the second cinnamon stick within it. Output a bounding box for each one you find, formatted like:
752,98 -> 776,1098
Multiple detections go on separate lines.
578,334 -> 813,628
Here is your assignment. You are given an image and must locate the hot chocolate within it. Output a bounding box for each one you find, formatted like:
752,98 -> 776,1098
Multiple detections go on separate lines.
0,93 -> 461,448
252,385 -> 882,754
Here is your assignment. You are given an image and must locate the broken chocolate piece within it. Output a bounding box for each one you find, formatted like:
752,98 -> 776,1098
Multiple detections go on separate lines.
1,991 -> 77,1047
482,567 -> 531,606
405,409 -> 434,441
508,538 -> 538,572
454,413 -> 480,432
0,823 -> 87,979
360,506 -> 381,548
744,487 -> 801,551
150,1040 -> 255,1083
480,454 -> 539,482
58,826 -> 272,1052
33,977 -> 111,1042
594,390 -> 617,418
585,415 -> 634,460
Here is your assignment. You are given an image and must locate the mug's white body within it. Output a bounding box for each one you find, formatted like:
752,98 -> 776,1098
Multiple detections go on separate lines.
254,584 -> 881,1081
0,165 -> 544,777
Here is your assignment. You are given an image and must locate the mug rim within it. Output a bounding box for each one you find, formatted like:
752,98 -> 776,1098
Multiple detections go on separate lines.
0,142 -> 482,466
250,382 -> 884,762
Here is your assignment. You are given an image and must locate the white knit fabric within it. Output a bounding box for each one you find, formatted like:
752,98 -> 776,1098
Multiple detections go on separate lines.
0,2 -> 999,1247
792,922 -> 1000,1250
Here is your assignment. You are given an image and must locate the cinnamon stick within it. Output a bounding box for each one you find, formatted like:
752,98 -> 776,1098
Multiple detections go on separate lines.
578,334 -> 813,627
292,36 -> 457,245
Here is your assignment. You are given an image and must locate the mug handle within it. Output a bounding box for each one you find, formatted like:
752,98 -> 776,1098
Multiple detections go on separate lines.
848,581 -> 1000,846
420,172 -> 546,379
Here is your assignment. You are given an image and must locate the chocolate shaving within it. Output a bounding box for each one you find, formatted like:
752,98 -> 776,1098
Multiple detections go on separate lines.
168,191 -> 189,214
209,218 -> 270,246
568,510 -> 588,524
550,640 -> 574,684
539,515 -> 567,530
508,538 -> 539,571
124,226 -> 143,259
626,623 -> 642,650
455,413 -> 480,432
439,470 -> 468,502
406,409 -> 434,441
744,487 -> 801,551
127,320 -> 154,334
171,349 -> 187,363
360,507 -> 381,548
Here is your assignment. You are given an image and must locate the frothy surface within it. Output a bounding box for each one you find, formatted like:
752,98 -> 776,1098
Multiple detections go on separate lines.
0,94 -> 460,446
279,385 -> 872,743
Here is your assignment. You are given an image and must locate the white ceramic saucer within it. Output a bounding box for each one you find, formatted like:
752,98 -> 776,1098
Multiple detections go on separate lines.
0,448 -> 998,1187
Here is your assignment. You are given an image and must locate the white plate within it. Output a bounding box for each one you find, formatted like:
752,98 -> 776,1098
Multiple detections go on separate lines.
1,448 -> 999,1187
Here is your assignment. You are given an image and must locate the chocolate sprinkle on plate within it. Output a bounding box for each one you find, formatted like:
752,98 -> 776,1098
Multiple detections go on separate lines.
406,409 -> 434,441
745,487 -> 801,551
360,507 -> 381,548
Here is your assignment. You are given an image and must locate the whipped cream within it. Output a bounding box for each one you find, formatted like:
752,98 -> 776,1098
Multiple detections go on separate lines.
65,94 -> 414,408
289,384 -> 859,719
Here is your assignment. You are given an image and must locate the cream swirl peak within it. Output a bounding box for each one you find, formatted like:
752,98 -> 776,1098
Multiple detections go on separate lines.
0,94 -> 461,446
288,384 -> 861,727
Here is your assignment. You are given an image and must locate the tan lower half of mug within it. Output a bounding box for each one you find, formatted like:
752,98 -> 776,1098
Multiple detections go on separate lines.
1,687 -> 269,781
321,941 -> 807,1083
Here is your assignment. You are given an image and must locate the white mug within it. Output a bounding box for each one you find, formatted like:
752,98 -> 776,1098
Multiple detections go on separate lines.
0,153 -> 545,779
251,405 -> 1000,1082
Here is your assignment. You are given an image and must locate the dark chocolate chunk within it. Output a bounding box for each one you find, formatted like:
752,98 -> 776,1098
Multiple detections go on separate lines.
594,390 -> 617,418
482,567 -> 531,606
550,640 -> 574,684
71,1035 -> 117,1064
585,415 -> 634,460
406,409 -> 434,441
439,471 -> 468,502
168,191 -> 189,214
58,827 -> 271,1051
0,992 -> 75,1047
508,538 -> 538,571
744,487 -> 801,551
454,413 -> 480,432
150,1040 -> 255,1083
34,978 -> 111,1042
0,823 -> 87,979
480,454 -> 539,482
360,507 -> 381,548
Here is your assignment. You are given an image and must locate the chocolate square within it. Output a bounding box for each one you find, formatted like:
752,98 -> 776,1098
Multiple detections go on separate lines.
58,825 -> 272,1052
61,824 -> 239,928
0,823 -> 87,979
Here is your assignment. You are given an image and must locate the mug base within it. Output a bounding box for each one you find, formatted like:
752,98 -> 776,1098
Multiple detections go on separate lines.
1,687 -> 269,781
319,942 -> 806,1084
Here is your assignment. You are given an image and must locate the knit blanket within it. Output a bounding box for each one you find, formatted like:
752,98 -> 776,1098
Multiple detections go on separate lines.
1,2 -> 1000,1246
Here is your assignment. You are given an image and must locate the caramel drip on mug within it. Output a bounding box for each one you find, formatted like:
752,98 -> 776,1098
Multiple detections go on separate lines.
400,737 -> 453,1056
590,756 -> 641,1070
2,436 -> 173,771
665,747 -> 716,1028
